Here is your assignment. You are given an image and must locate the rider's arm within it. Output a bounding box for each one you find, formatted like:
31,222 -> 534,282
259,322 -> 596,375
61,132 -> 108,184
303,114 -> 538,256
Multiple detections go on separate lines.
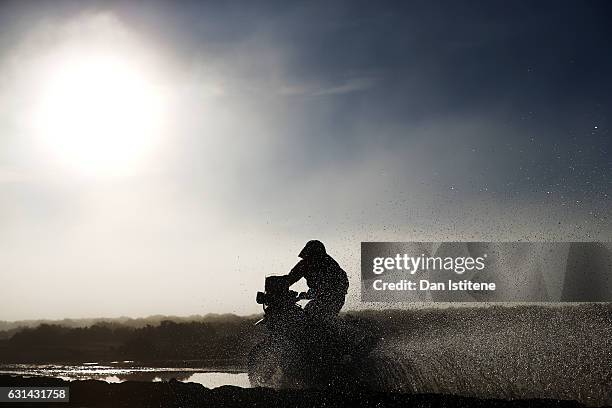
286,260 -> 306,286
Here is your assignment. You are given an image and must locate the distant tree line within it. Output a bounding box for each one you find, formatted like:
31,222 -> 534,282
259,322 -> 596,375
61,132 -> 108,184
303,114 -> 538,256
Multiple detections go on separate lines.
0,305 -> 609,366
0,313 -> 253,332
0,318 -> 261,366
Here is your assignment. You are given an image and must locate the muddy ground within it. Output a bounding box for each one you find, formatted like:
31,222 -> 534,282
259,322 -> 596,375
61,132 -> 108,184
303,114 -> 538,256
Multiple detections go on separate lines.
0,375 -> 589,408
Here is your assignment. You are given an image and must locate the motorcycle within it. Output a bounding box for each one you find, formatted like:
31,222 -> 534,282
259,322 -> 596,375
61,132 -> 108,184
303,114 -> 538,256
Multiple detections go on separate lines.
247,275 -> 379,389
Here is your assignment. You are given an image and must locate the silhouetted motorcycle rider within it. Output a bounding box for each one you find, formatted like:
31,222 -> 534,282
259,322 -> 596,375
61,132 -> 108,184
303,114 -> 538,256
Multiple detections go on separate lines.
284,240 -> 349,319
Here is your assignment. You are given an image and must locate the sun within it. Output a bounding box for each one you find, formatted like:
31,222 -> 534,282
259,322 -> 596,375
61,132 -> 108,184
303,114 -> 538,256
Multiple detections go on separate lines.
33,53 -> 166,177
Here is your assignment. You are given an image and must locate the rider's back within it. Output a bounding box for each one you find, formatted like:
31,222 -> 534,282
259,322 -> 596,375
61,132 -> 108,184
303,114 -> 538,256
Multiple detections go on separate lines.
291,254 -> 348,296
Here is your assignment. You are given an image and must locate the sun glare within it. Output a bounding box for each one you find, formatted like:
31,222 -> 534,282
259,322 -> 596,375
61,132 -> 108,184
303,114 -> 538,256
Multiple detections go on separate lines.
33,53 -> 166,177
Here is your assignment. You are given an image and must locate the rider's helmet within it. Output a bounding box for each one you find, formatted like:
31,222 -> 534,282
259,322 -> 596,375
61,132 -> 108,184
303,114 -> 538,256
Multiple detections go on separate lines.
298,240 -> 326,259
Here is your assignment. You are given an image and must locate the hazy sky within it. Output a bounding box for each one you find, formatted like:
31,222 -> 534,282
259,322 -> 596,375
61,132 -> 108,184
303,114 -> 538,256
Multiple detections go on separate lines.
0,1 -> 610,320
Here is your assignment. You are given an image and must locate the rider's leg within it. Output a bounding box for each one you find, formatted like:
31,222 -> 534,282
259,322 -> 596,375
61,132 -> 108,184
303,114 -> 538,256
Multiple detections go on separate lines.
304,293 -> 346,320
